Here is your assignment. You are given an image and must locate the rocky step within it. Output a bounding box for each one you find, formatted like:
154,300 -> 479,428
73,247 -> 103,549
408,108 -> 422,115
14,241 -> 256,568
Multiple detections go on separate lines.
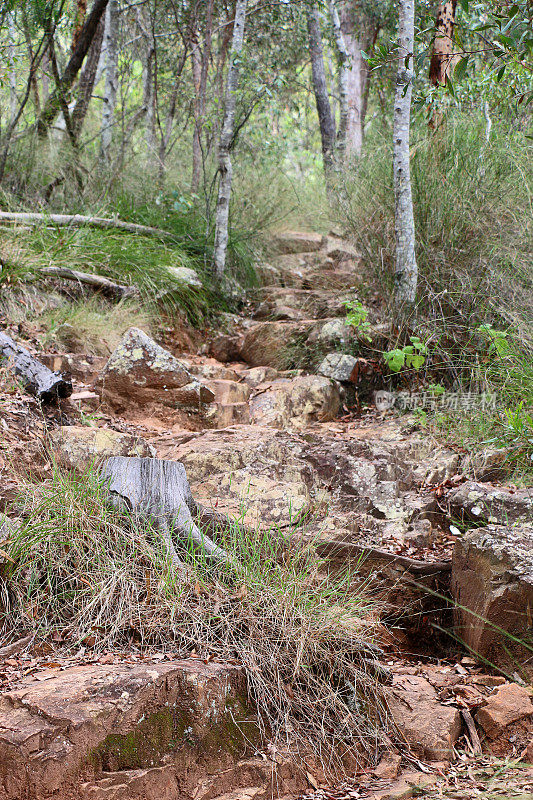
0,658 -> 308,800
249,287 -> 351,320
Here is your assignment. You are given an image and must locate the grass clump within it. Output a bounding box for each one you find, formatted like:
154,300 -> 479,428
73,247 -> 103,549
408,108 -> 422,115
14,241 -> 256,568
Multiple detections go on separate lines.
1,466 -> 386,768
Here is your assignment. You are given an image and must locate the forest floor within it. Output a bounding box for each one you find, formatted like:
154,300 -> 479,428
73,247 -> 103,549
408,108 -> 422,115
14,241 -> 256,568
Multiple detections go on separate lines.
0,230 -> 532,800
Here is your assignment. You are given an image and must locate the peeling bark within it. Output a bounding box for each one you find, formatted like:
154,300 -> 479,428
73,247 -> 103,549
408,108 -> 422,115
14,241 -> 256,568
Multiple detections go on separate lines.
429,0 -> 458,86
328,0 -> 349,158
393,0 -> 417,305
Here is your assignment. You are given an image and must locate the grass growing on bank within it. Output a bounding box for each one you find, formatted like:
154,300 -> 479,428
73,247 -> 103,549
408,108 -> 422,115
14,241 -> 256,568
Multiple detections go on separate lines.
335,114 -> 533,477
1,465 -> 386,767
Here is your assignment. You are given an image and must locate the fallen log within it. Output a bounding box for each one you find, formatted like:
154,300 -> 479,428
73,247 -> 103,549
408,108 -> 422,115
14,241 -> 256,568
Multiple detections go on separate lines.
0,332 -> 72,403
100,456 -> 232,574
40,266 -> 138,300
0,211 -> 176,240
314,539 -> 452,576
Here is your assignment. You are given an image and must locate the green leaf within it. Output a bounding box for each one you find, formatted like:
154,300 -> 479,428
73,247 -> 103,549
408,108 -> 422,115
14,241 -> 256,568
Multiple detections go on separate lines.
383,350 -> 405,373
454,56 -> 469,81
459,0 -> 469,11
496,65 -> 506,82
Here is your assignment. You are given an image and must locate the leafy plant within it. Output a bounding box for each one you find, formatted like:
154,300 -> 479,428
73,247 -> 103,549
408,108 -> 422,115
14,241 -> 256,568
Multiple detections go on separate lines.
344,298 -> 372,341
477,323 -> 511,357
383,336 -> 429,373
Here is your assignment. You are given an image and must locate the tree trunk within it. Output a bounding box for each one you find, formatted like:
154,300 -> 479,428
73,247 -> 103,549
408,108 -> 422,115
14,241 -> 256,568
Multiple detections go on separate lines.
328,0 -> 349,159
72,0 -> 88,53
429,0 -> 458,86
0,332 -> 72,403
393,0 -> 417,306
136,7 -> 156,163
99,0 -> 119,165
37,0 -> 109,135
339,2 -> 377,159
71,16 -> 105,137
8,14 -> 18,125
212,0 -> 248,281
306,4 -> 336,174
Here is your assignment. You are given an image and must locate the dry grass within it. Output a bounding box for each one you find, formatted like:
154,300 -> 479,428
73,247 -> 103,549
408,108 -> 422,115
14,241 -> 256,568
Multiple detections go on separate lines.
1,466 -> 388,770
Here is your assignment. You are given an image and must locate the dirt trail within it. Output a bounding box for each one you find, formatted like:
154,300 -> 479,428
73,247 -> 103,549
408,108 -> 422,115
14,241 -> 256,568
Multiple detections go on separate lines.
0,231 -> 532,799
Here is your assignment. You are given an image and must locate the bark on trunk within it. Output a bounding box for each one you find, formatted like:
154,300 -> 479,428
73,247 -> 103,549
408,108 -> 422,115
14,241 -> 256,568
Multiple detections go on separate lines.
100,456 -> 232,574
212,0 -> 248,281
71,15 -> 105,137
37,0 -> 109,135
0,332 -> 72,403
99,0 -> 119,165
72,0 -> 88,53
429,0 -> 458,86
339,2 -> 377,159
393,0 -> 418,306
306,4 -> 336,174
8,14 -> 18,125
328,0 -> 349,158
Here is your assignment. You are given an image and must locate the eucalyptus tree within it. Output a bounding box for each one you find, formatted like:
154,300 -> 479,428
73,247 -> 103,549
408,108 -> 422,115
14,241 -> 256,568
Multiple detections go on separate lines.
393,0 -> 417,305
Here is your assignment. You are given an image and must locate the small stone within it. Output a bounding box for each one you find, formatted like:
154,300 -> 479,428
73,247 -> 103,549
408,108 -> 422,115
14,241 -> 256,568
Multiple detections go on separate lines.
317,353 -> 358,382
476,683 -> 533,739
165,265 -> 202,288
386,673 -> 462,760
372,752 -> 402,780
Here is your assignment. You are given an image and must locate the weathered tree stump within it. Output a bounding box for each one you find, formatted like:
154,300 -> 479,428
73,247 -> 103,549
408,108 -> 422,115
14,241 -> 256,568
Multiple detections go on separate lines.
0,332 -> 72,403
100,456 -> 232,573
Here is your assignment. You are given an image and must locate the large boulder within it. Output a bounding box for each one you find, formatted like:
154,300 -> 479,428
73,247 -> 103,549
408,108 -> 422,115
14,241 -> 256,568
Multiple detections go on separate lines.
249,376 -> 341,429
270,231 -> 323,254
447,481 -> 533,524
48,426 -> 154,471
452,524 -> 533,666
96,328 -> 214,426
155,427 -> 314,528
0,660 -> 262,800
386,673 -> 462,760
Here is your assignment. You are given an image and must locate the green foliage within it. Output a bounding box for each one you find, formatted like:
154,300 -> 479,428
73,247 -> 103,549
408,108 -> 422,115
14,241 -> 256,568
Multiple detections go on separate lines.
383,336 -> 428,373
343,298 -> 372,341
477,323 -> 511,357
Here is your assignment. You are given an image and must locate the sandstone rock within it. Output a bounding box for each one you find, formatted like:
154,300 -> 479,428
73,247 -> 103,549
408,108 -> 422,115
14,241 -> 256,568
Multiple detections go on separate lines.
463,448 -> 511,482
239,321 -> 312,368
476,683 -> 533,739
0,660 -> 257,800
49,426 -> 154,470
386,673 -> 462,760
447,481 -> 533,524
96,328 -> 214,421
325,237 -> 360,263
317,353 -> 358,382
250,376 -> 340,429
303,269 -> 361,291
271,231 -> 323,254
40,353 -> 108,382
241,366 -> 279,387
452,524 -> 533,665
251,287 -> 348,319
165,265 -> 202,288
308,319 -> 353,346
209,335 -> 242,363
155,427 -> 313,528
372,752 -> 402,780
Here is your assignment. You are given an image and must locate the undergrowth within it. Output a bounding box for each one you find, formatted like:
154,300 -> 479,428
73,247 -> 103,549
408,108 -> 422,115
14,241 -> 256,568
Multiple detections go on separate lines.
335,114 -> 533,478
1,466 -> 387,768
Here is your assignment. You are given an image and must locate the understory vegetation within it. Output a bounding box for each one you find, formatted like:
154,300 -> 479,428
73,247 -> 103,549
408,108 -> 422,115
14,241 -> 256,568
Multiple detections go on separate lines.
2,466 -> 385,765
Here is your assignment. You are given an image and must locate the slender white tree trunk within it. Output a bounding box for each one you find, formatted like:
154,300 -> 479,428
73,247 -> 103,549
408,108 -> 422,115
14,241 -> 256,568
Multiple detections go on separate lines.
99,0 -> 119,166
212,0 -> 248,280
8,14 -> 18,124
328,0 -> 349,159
393,0 -> 418,305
